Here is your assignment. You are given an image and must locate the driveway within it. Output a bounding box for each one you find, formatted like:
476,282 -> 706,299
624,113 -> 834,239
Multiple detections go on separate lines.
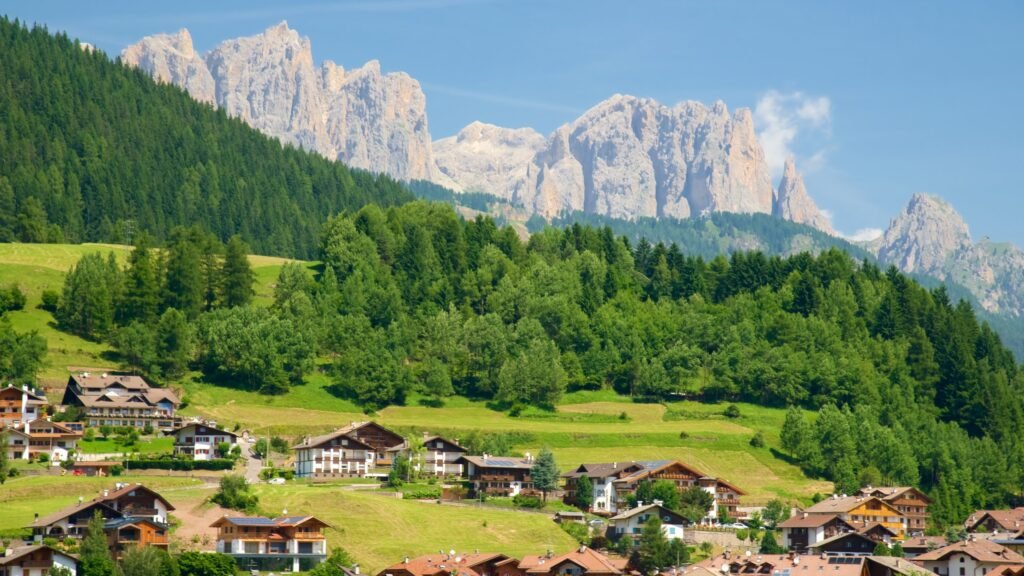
238,437 -> 263,484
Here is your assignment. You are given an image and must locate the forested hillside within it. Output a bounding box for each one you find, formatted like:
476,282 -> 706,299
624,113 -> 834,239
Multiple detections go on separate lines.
0,18 -> 411,257
50,199 -> 1024,525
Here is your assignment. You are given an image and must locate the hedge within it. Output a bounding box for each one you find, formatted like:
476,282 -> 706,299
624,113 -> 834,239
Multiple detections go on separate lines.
125,459 -> 235,471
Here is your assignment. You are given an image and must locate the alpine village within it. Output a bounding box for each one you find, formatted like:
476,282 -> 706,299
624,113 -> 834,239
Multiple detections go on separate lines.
1,7 -> 1024,576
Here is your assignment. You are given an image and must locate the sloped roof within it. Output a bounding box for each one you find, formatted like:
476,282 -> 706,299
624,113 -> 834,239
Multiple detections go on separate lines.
914,539 -> 1024,563
423,436 -> 466,451
611,460 -> 746,495
0,545 -> 77,566
69,373 -> 151,390
458,455 -> 534,470
859,486 -> 933,504
778,513 -> 847,529
28,483 -> 175,528
966,509 -> 1024,532
379,553 -> 509,576
519,546 -> 625,575
210,515 -> 330,529
803,495 -> 897,515
696,553 -> 866,576
173,423 -> 237,439
609,503 -> 686,525
809,530 -> 876,550
562,462 -> 645,479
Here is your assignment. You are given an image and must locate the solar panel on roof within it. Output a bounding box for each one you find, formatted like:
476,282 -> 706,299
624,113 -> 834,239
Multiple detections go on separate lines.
228,517 -> 277,526
487,459 -> 515,466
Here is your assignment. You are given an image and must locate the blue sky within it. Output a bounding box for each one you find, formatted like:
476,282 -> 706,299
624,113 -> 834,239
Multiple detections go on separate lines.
5,0 -> 1023,243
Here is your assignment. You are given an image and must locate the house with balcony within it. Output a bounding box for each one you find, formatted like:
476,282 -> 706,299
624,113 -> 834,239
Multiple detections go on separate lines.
858,486 -> 932,535
0,544 -> 79,576
562,462 -> 647,515
28,483 -> 174,542
562,460 -> 744,520
4,420 -> 82,463
803,495 -> 908,538
0,385 -> 47,426
104,517 -> 169,559
458,454 -> 536,497
62,373 -> 180,431
778,513 -> 857,552
293,422 -> 406,478
514,546 -> 628,576
965,509 -> 1024,534
421,435 -> 466,477
172,423 -> 237,461
211,515 -> 329,573
608,503 -> 687,546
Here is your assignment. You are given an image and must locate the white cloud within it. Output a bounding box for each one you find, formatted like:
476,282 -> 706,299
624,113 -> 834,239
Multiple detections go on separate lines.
754,90 -> 832,176
841,228 -> 884,243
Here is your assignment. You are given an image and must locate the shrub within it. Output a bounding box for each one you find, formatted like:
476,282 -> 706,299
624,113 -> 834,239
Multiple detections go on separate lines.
39,289 -> 60,313
83,428 -> 96,441
37,453 -> 50,463
679,431 -> 690,439
512,494 -> 544,508
724,404 -> 741,419
560,521 -> 589,543
749,431 -> 765,448
125,459 -> 234,471
211,474 -> 258,513
270,436 -> 290,454
110,465 -> 123,476
142,424 -> 154,436
402,487 -> 441,500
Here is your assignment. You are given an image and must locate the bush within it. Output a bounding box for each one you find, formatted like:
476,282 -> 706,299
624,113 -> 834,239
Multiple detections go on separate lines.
270,436 -> 290,454
724,404 -> 741,419
402,487 -> 441,500
560,521 -> 589,543
142,424 -> 154,436
37,453 -> 50,463
39,289 -> 60,313
512,494 -> 544,508
679,431 -> 690,439
125,459 -> 235,471
83,428 -> 96,441
177,552 -> 237,576
211,475 -> 258,513
110,464 -> 123,476
749,431 -> 765,448
0,284 -> 27,314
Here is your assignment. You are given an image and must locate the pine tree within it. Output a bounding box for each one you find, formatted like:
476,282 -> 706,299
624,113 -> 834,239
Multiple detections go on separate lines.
164,229 -> 204,318
124,236 -> 162,323
530,448 -> 559,502
80,511 -> 115,576
759,530 -> 783,554
575,473 -> 593,511
780,406 -> 809,457
635,516 -> 668,574
156,308 -> 193,379
220,235 -> 254,308
0,177 -> 15,241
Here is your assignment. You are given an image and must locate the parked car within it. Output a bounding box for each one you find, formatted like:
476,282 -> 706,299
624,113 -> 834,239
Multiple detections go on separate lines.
267,477 -> 286,485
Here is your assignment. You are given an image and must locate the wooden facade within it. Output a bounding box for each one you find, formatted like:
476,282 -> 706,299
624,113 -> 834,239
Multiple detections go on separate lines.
0,385 -> 46,425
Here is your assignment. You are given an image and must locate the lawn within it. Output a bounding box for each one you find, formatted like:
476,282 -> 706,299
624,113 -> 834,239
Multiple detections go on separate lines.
0,474 -> 204,538
77,436 -> 175,455
0,474 -> 577,572
253,484 -> 577,573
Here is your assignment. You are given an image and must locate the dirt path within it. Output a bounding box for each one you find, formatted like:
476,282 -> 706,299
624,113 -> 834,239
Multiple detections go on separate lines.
170,494 -> 228,551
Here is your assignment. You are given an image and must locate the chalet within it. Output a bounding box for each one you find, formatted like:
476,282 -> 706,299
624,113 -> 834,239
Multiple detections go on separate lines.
859,523 -> 900,543
610,460 -> 744,521
966,509 -> 1024,533
911,539 -> 1024,576
421,435 -> 466,477
28,483 -> 174,541
993,532 -> 1024,555
608,503 -> 686,546
0,385 -> 47,425
778,513 -> 857,552
210,515 -> 329,573
293,422 -> 406,478
458,454 -> 535,497
377,553 -> 512,576
104,517 -> 169,559
67,461 -> 120,477
4,420 -> 82,463
0,545 -> 78,576
858,486 -> 932,535
803,495 -> 907,537
562,462 -> 647,514
62,373 -> 180,431
516,546 -> 628,576
172,423 -> 237,461
553,511 -> 586,525
808,531 -> 880,556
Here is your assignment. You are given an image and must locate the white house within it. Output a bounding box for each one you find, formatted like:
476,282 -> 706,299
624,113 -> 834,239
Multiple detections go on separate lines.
912,539 -> 1024,576
0,385 -> 47,426
778,513 -> 857,553
562,462 -> 647,514
420,435 -> 465,476
172,423 -> 238,461
608,503 -> 687,546
0,545 -> 78,576
292,422 -> 407,479
4,420 -> 81,463
210,516 -> 329,573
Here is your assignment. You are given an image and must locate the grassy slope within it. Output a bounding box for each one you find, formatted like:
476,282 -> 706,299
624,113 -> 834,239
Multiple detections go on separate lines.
0,474 -> 576,572
0,242 -> 301,388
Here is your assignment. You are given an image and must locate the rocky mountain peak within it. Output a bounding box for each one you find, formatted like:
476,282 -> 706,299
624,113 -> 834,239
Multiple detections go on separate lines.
773,157 -> 833,233
434,122 -> 545,195
877,193 -> 972,274
121,28 -> 215,105
123,24 -> 435,181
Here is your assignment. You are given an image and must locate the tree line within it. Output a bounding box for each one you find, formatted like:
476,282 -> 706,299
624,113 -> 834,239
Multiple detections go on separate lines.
0,18 -> 410,258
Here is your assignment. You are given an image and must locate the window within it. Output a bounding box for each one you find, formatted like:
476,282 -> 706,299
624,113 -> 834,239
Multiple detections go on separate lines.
959,569 -> 965,576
